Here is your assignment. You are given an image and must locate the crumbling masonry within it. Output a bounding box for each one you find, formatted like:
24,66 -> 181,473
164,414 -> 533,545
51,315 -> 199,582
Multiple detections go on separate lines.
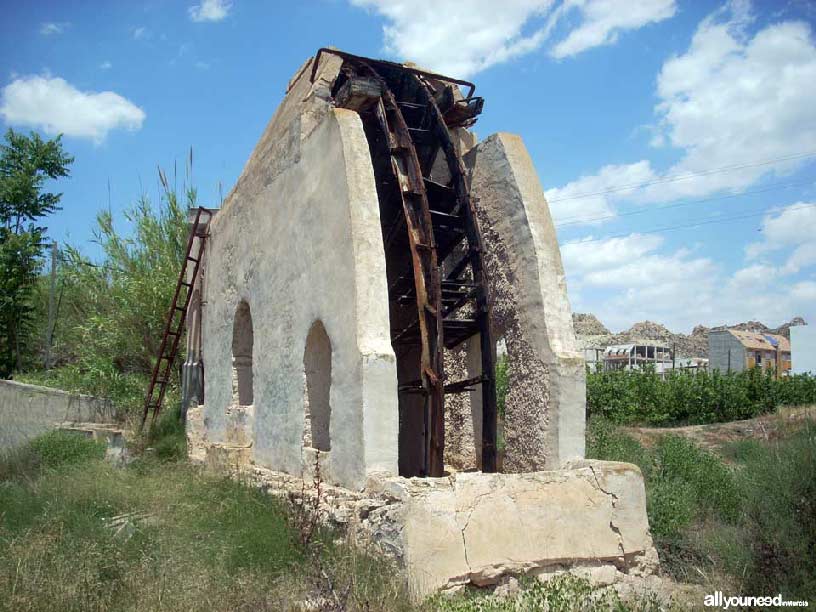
181,49 -> 657,598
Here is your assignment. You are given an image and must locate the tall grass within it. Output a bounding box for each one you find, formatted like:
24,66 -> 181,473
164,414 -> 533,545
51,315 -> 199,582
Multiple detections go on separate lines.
587,417 -> 816,602
0,433 -> 411,612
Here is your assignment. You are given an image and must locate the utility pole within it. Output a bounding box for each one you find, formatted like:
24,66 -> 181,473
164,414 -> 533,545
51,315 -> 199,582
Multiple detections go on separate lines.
44,241 -> 58,369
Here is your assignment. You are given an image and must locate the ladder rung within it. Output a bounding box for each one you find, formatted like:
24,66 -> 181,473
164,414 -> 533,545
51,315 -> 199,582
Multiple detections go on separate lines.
444,375 -> 487,394
396,100 -> 425,109
186,256 -> 199,263
407,127 -> 435,146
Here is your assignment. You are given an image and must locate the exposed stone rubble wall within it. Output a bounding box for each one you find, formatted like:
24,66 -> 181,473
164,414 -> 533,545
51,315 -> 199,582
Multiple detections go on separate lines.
189,407 -> 656,601
445,133 -> 585,472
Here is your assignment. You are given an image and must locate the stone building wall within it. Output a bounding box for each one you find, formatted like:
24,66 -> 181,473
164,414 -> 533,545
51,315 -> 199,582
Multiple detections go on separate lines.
196,56 -> 399,490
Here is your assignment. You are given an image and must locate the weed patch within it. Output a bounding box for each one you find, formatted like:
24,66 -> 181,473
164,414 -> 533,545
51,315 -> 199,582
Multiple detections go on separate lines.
428,574 -> 665,611
0,444 -> 409,612
587,417 -> 816,603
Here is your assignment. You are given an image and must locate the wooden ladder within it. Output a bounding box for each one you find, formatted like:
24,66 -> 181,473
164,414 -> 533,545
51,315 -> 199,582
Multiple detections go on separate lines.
141,206 -> 211,428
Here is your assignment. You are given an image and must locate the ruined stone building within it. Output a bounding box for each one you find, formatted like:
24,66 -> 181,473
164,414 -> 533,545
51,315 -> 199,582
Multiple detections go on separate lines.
171,49 -> 656,596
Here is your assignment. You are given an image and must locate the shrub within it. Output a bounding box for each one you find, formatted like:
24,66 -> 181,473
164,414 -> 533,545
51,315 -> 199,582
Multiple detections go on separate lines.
725,425 -> 816,600
654,436 -> 740,523
588,417 -> 816,602
587,367 -> 816,426
495,354 -> 508,420
16,363 -> 150,415
145,405 -> 187,461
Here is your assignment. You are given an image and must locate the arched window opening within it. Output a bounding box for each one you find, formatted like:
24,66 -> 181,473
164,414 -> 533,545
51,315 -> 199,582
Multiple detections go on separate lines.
231,301 -> 254,406
303,320 -> 332,452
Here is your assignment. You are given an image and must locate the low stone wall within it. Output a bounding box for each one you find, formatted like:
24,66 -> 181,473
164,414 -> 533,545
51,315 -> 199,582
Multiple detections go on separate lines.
0,380 -> 122,450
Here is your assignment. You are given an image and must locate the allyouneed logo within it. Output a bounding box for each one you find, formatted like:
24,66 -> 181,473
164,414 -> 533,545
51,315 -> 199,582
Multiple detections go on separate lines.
704,591 -> 810,609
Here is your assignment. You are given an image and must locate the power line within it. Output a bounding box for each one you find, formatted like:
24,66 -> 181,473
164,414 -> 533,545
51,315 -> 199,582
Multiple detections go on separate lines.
563,202 -> 816,246
554,179 -> 815,228
547,150 -> 816,204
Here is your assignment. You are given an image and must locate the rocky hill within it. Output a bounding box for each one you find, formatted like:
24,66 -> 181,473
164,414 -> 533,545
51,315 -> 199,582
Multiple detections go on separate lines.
572,313 -> 610,336
572,314 -> 806,358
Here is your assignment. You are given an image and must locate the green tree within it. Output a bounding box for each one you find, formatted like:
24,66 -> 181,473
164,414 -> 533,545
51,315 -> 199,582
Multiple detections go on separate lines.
0,129 -> 73,375
60,188 -> 190,376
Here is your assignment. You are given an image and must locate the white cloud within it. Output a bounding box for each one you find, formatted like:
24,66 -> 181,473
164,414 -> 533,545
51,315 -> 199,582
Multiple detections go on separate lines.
562,233 -> 721,330
550,0 -> 676,59
547,2 -> 816,225
40,22 -> 69,36
791,280 -> 816,303
132,26 -> 148,40
727,264 -> 777,291
755,203 -> 816,251
641,1 -> 816,202
561,232 -> 663,274
582,250 -> 714,289
189,0 -> 232,23
349,0 -> 675,77
745,202 -> 816,273
563,231 -> 813,332
0,74 -> 146,144
548,2 -> 816,331
100,61 -> 113,70
545,160 -> 656,225
783,243 -> 816,275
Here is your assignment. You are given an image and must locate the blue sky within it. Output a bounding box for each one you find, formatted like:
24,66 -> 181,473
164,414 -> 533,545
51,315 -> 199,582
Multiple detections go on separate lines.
2,0 -> 815,333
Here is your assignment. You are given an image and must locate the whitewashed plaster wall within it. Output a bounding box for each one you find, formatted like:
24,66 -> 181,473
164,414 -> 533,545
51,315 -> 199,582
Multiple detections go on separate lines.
199,57 -> 399,489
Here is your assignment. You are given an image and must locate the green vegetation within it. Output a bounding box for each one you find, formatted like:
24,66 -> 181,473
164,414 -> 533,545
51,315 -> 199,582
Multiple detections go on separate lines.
0,432 -> 410,612
0,129 -> 73,376
14,171 -> 191,415
431,574 -> 663,612
587,366 -> 816,425
587,417 -> 816,602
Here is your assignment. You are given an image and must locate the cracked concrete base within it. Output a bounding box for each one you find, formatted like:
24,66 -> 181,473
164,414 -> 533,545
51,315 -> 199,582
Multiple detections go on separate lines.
373,462 -> 658,598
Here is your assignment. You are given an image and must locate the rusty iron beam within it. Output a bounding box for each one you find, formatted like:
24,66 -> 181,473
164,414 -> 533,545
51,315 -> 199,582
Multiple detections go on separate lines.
310,48 -> 476,99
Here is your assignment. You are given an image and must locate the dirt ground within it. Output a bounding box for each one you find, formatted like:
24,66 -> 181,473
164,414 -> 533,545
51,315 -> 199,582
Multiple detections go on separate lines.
622,405 -> 816,455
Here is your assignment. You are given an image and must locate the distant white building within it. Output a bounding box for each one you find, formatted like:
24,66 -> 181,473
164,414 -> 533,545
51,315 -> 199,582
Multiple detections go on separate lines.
602,343 -> 673,373
790,325 -> 815,374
